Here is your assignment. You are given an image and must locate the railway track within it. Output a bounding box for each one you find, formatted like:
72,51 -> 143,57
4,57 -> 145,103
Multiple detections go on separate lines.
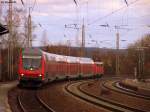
65,80 -> 146,112
10,78 -> 149,112
17,89 -> 55,112
103,81 -> 150,100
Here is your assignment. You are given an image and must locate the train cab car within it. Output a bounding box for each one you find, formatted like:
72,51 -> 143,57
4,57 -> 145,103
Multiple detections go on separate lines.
18,48 -> 45,85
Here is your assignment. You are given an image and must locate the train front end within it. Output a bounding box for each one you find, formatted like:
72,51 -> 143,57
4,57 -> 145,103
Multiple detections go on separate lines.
18,48 -> 45,85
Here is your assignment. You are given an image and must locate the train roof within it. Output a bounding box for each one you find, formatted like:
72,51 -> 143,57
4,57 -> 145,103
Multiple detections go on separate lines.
21,48 -> 94,64
78,57 -> 94,64
66,56 -> 79,63
43,51 -> 94,64
94,62 -> 103,65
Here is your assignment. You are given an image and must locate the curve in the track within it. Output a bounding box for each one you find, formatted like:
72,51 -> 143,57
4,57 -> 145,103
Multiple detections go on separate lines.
65,81 -> 146,112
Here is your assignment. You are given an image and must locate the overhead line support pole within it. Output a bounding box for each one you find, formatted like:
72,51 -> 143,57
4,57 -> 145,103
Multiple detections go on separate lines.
8,0 -> 13,80
28,8 -> 32,47
116,32 -> 120,76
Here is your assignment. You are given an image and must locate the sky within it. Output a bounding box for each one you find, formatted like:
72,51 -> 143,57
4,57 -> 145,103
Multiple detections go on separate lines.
2,0 -> 150,48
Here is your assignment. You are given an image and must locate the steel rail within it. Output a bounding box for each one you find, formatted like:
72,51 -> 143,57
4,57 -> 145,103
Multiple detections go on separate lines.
17,90 -> 55,112
102,81 -> 150,100
79,81 -> 146,112
112,81 -> 150,100
65,81 -> 146,112
36,92 -> 56,112
17,93 -> 27,112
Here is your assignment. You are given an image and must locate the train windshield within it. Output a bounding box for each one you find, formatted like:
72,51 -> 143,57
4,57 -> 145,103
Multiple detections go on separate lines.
22,56 -> 42,70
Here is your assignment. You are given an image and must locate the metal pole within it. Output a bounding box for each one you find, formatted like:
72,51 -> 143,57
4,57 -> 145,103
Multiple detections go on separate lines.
139,48 -> 144,79
69,45 -> 70,76
8,0 -> 13,80
0,42 -> 1,81
138,49 -> 141,80
137,47 -> 146,80
134,67 -> 137,79
7,42 -> 9,80
81,21 -> 85,57
142,49 -> 145,78
0,0 -> 2,19
67,40 -> 70,76
116,32 -> 120,76
28,8 -> 32,47
80,21 -> 85,75
11,39 -> 13,79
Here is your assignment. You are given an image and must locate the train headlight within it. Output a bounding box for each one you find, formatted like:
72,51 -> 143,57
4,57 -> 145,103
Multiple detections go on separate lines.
39,74 -> 42,77
21,74 -> 24,76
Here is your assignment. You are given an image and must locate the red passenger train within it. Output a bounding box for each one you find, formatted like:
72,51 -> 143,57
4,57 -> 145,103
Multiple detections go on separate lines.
18,48 -> 104,85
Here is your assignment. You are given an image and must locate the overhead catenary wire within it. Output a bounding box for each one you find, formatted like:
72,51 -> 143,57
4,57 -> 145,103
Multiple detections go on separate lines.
73,0 -> 78,6
20,0 -> 24,6
17,0 -> 148,49
20,0 -> 37,13
30,0 -> 37,13
124,0 -> 128,6
88,0 -> 141,25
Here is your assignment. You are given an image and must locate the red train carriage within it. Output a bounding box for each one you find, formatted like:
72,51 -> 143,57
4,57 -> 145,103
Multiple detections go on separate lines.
18,48 -> 104,85
94,62 -> 104,76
